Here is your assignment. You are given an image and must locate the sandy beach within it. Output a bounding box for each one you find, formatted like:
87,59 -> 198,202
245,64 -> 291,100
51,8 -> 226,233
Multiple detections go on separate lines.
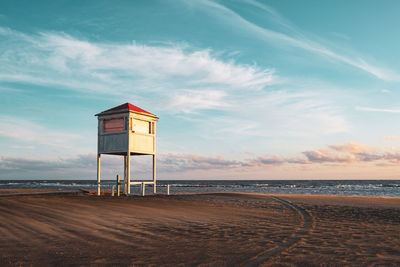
0,191 -> 399,266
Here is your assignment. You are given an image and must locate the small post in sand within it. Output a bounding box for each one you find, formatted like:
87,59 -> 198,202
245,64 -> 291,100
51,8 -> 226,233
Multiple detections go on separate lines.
142,183 -> 146,196
97,154 -> 101,196
111,185 -> 115,197
167,184 -> 170,195
116,174 -> 120,197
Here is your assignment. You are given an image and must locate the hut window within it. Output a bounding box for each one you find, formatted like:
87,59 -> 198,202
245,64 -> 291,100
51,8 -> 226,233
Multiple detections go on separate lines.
103,118 -> 124,133
133,119 -> 150,133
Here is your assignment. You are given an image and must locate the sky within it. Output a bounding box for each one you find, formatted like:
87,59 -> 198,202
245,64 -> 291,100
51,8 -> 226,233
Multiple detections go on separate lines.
1,0 -> 400,180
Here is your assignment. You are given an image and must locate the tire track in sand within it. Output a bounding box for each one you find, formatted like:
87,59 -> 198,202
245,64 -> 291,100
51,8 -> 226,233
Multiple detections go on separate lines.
243,196 -> 313,267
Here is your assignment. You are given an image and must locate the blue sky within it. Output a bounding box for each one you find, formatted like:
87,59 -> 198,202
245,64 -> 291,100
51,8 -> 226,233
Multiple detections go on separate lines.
1,0 -> 400,180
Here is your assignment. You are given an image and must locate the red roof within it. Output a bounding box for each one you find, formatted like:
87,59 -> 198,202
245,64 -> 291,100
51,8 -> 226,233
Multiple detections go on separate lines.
97,102 -> 157,117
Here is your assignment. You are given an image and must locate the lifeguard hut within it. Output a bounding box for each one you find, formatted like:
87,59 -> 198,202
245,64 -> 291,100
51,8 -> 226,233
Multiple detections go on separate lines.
95,102 -> 159,196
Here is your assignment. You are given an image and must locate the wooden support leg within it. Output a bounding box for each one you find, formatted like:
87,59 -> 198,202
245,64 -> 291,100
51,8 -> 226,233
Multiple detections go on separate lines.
97,154 -> 101,196
153,154 -> 156,194
127,152 -> 131,195
124,155 -> 127,195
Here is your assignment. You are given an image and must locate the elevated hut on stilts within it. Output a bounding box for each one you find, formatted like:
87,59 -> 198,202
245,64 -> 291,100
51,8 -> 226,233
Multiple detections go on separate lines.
95,103 -> 158,196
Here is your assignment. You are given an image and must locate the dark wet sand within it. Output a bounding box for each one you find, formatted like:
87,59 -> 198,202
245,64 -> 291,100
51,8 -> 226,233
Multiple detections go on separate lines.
0,191 -> 399,266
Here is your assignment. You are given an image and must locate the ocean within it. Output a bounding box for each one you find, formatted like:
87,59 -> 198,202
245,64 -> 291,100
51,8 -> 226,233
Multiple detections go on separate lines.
0,180 -> 399,197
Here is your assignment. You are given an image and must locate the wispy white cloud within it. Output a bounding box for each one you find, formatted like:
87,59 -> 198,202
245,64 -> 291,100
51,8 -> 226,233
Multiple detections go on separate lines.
0,115 -> 81,149
356,106 -> 400,113
0,26 -> 279,116
10,145 -> 35,149
170,90 -> 229,113
187,0 -> 400,82
385,135 -> 399,141
212,90 -> 348,137
0,85 -> 24,93
0,27 -> 274,96
0,26 -> 347,138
